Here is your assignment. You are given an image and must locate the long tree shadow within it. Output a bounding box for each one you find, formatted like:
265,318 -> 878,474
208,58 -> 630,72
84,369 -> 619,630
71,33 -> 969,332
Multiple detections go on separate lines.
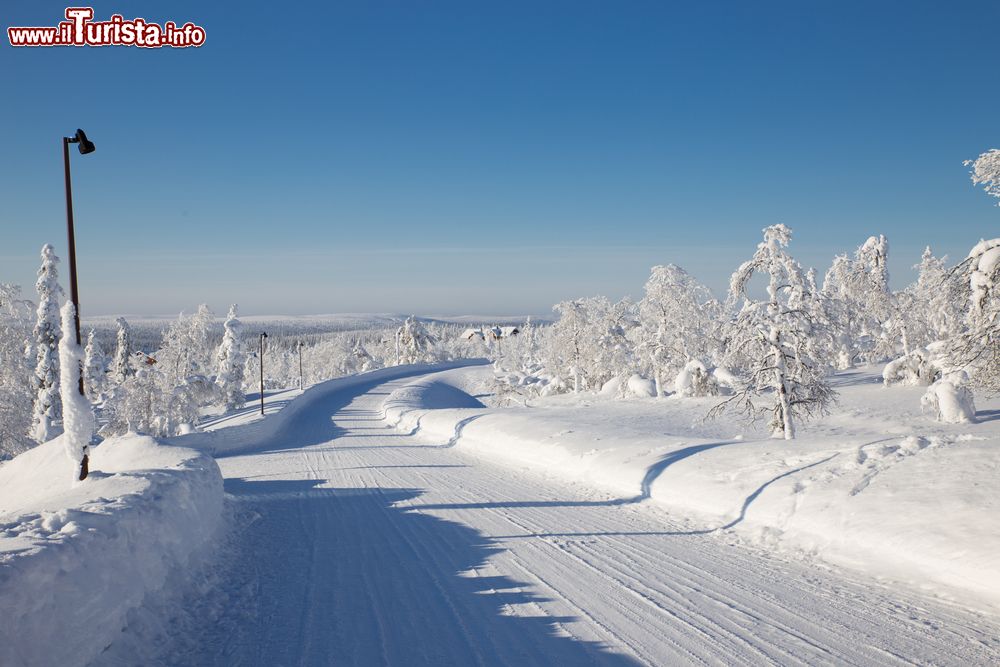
212,481 -> 639,666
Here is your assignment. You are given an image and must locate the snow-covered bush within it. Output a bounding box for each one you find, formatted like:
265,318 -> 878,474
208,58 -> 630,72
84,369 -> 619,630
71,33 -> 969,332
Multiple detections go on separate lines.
882,347 -> 939,387
921,372 -> 976,423
673,359 -> 720,397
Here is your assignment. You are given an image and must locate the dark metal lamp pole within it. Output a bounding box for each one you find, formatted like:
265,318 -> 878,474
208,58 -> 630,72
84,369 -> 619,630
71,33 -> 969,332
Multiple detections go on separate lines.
259,332 -> 268,415
298,340 -> 304,390
63,128 -> 95,481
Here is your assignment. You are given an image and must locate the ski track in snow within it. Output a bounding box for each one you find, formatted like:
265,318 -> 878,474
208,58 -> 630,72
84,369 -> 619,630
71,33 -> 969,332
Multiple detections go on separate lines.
98,373 -> 1000,666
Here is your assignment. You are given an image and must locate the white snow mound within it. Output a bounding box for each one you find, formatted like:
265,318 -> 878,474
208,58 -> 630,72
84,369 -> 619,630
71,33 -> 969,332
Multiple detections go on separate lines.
0,434 -> 223,667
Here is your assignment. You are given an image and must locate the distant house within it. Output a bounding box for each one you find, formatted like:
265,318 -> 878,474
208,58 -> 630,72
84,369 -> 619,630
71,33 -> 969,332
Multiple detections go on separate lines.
461,325 -> 519,343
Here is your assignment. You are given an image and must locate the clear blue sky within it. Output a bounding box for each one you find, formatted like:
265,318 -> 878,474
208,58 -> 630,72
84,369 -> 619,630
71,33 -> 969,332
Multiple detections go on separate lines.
2,1 -> 998,317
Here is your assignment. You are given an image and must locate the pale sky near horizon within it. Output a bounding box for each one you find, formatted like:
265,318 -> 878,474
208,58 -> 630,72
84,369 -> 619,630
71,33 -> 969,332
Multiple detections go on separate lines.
2,1 -> 999,317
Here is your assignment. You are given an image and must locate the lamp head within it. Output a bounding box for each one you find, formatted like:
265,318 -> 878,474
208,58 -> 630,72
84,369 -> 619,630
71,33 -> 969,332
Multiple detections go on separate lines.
74,129 -> 96,154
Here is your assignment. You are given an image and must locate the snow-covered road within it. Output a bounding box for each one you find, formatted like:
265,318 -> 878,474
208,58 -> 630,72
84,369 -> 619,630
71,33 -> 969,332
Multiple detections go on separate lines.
108,372 -> 1000,666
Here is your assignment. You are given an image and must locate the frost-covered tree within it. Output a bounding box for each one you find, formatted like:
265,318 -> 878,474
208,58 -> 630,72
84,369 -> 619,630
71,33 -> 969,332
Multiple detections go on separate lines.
545,299 -> 590,393
713,225 -> 835,439
348,338 -> 374,374
30,244 -> 63,443
58,302 -> 94,480
159,304 -> 215,388
636,265 -> 719,396
966,149 -> 1000,203
82,329 -> 107,401
947,238 -> 1000,393
0,284 -> 36,458
112,317 -> 133,383
216,304 -> 246,410
396,316 -> 436,365
821,236 -> 894,365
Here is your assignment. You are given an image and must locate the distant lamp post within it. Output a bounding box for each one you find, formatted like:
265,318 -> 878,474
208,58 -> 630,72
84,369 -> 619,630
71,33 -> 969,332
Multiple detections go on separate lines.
259,332 -> 268,415
63,128 -> 95,481
297,340 -> 304,390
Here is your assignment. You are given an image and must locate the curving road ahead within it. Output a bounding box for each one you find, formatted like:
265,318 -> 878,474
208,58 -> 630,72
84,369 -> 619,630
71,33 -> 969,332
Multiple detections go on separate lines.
103,369 -> 1000,666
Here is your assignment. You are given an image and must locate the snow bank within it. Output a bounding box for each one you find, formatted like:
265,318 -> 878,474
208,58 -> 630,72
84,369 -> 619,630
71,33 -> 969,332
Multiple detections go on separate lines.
176,360 -> 488,456
385,366 -> 1000,613
0,434 -> 223,667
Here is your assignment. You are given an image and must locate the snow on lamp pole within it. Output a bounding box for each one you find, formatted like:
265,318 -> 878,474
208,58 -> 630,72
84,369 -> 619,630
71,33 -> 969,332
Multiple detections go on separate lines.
62,128 -> 95,481
259,332 -> 268,415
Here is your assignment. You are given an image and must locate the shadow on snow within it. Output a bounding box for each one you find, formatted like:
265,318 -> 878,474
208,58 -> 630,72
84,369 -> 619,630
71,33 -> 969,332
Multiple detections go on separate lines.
214,479 -> 639,666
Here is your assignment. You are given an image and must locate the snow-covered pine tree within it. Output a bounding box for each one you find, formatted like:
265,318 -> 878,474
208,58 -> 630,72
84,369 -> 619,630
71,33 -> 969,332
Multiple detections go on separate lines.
82,329 -> 107,401
714,224 -> 835,439
30,244 -> 63,443
216,304 -> 246,410
112,317 -> 133,383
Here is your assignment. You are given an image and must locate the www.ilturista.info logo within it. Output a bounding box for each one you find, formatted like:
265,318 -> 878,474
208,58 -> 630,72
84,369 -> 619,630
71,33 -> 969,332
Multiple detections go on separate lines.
8,7 -> 205,48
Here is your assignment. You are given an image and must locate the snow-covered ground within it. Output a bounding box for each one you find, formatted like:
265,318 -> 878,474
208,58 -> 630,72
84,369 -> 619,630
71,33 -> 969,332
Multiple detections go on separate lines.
90,365 -> 1000,665
0,433 -> 223,667
383,365 -> 1000,615
6,362 -> 1000,666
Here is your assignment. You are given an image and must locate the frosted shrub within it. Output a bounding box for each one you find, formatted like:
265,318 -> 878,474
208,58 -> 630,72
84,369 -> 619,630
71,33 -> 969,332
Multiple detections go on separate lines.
921,372 -> 976,423
882,348 -> 939,387
673,359 -> 719,397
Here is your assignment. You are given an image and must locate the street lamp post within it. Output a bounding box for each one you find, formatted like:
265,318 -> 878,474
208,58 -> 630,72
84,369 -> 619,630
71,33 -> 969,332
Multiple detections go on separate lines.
297,340 -> 304,390
63,128 -> 95,481
259,332 -> 268,415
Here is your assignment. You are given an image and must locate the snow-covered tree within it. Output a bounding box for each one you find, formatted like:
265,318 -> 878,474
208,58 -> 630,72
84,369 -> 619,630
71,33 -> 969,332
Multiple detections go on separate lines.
636,264 -> 719,396
348,338 -> 374,374
112,317 -> 133,383
159,304 -> 215,388
948,238 -> 1000,393
216,304 -> 246,410
58,302 -> 94,481
713,225 -> 835,439
545,299 -> 590,393
82,329 -> 107,401
0,283 -> 36,458
821,236 -> 894,365
966,149 -> 1000,203
30,244 -> 63,443
396,316 -> 436,365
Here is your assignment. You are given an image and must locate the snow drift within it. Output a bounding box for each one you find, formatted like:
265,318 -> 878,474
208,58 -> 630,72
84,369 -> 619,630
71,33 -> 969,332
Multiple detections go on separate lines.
0,434 -> 223,667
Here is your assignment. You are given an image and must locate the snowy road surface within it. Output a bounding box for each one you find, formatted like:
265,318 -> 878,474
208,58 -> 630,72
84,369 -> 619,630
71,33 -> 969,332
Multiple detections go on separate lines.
105,372 -> 1000,666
